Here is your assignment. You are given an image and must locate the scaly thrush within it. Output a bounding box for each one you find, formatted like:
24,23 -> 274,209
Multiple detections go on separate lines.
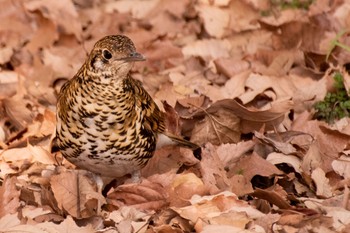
56,35 -> 199,178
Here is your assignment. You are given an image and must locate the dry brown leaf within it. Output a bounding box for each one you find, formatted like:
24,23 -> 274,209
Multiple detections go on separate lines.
259,9 -> 308,26
24,13 -> 58,53
0,42 -> 15,58
332,155 -> 350,179
293,120 -> 350,173
228,152 -> 283,180
169,173 -> 207,207
196,4 -> 230,38
254,131 -> 298,155
149,9 -> 186,36
37,215 -> 95,233
24,0 -> 82,40
267,152 -> 302,174
0,176 -> 20,218
141,146 -> 196,178
173,191 -> 263,232
214,58 -> 251,78
216,141 -> 255,165
0,71 -> 20,99
197,143 -> 231,194
1,143 -> 56,167
50,169 -> 105,218
104,0 -> 159,19
107,179 -> 168,211
191,108 -> 241,145
229,175 -> 254,196
108,206 -> 151,233
238,73 -> 295,104
182,39 -> 231,59
227,0 -> 260,32
2,93 -> 35,130
195,99 -> 293,134
311,168 -> 333,198
251,187 -> 291,210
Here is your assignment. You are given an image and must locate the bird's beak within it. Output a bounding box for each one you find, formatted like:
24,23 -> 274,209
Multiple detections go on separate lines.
122,52 -> 146,62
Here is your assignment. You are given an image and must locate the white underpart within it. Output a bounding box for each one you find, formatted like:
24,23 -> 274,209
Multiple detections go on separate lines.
156,133 -> 176,149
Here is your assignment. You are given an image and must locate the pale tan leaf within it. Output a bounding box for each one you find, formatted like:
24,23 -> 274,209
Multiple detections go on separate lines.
182,39 -> 231,59
311,168 -> 333,198
196,4 -> 229,38
267,152 -> 302,174
332,155 -> 350,179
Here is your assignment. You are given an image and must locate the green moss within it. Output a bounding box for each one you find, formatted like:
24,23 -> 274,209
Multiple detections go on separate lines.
314,73 -> 350,123
260,0 -> 314,16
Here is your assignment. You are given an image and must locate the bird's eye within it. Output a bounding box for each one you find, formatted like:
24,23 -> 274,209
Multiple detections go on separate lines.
102,49 -> 112,60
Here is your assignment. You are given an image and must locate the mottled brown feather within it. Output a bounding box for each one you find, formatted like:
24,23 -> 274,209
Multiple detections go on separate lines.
56,35 -> 198,178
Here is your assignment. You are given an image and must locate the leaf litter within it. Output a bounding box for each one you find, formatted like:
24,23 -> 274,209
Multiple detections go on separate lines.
0,0 -> 350,232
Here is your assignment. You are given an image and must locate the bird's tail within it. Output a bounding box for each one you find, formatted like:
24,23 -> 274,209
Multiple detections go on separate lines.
164,132 -> 200,150
158,132 -> 201,160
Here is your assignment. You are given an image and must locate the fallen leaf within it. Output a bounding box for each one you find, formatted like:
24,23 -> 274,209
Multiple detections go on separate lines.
182,39 -> 231,59
311,167 -> 333,198
107,179 -> 168,211
0,176 -> 20,218
50,169 -> 105,218
251,187 -> 291,210
332,155 -> 350,179
196,4 -> 229,38
228,152 -> 283,180
267,152 -> 302,174
191,107 -> 241,145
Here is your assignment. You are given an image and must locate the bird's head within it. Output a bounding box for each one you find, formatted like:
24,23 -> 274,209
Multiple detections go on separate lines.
86,35 -> 145,80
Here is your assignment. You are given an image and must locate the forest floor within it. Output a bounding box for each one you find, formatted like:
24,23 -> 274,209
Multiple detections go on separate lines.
1,0 -> 350,232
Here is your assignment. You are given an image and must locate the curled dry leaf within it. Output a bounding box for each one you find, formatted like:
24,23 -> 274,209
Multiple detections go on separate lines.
250,187 -> 291,210
267,152 -> 302,174
193,99 -> 293,134
173,191 -> 263,232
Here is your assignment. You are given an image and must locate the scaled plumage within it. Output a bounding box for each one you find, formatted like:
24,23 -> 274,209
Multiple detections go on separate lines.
56,35 -> 199,178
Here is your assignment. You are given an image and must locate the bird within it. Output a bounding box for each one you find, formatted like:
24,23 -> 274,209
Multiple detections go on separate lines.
55,35 -> 200,180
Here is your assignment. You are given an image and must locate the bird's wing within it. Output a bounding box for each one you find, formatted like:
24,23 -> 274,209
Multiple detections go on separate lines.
127,77 -> 166,134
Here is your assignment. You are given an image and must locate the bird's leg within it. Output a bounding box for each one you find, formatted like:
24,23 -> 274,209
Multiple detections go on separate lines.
92,173 -> 104,215
130,170 -> 142,183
